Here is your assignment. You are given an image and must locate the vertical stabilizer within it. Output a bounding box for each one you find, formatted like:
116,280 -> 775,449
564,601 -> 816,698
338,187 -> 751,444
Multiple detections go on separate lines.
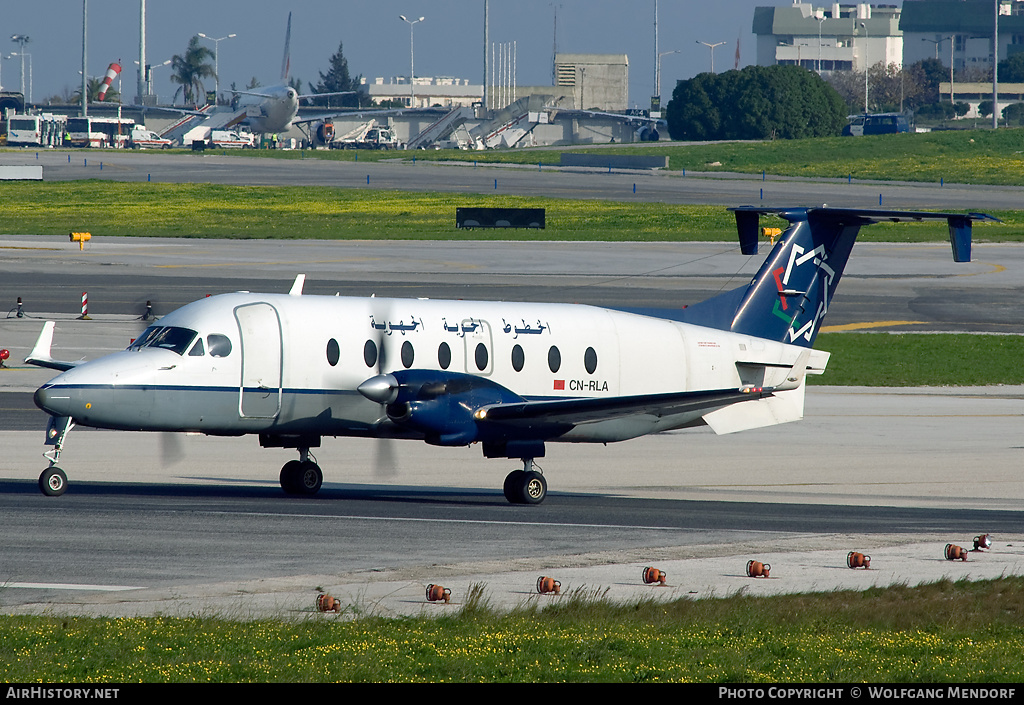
280,12 -> 292,81
678,208 -> 997,348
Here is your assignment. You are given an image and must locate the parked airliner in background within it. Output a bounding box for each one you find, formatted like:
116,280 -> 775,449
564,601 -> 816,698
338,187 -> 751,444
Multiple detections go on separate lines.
225,13 -> 356,135
26,207 -> 994,502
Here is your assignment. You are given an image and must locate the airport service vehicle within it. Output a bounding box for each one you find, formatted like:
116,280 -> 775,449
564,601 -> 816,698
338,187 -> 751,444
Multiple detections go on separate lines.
209,130 -> 255,148
6,112 -> 67,147
25,208 -> 995,502
66,116 -> 135,148
842,113 -> 911,136
332,121 -> 402,150
128,128 -> 171,149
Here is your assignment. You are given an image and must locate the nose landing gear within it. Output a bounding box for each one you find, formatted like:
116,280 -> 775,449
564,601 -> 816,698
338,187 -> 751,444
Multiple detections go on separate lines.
38,415 -> 74,496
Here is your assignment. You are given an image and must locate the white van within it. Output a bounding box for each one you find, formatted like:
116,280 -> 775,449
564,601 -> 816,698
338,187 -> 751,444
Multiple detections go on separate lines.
129,128 -> 171,149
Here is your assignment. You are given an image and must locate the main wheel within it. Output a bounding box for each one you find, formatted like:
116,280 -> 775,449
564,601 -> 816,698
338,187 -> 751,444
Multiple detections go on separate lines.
294,461 -> 323,496
39,467 -> 67,497
280,460 -> 302,495
503,470 -> 526,503
520,470 -> 547,505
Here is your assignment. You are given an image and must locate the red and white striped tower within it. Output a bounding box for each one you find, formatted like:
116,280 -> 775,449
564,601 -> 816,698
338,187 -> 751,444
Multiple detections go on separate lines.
98,62 -> 121,101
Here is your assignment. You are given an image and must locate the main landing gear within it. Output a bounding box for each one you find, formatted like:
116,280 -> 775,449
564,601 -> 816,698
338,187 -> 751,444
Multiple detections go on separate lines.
503,458 -> 547,505
279,448 -> 323,496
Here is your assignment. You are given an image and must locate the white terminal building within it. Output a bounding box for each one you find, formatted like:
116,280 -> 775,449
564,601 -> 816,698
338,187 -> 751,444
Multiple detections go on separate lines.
360,54 -> 628,112
753,2 -> 904,72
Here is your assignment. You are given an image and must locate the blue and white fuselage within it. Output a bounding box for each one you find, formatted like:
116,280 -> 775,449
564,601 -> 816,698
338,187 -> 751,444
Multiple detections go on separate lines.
35,292 -> 816,443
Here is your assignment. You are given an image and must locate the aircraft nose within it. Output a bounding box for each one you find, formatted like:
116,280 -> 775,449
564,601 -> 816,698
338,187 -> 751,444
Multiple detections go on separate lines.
34,385 -> 71,416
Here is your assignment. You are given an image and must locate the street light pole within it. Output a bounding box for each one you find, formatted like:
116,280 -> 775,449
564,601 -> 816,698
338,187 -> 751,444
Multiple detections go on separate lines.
655,50 -> 679,112
399,15 -> 424,107
696,40 -> 725,73
10,34 -> 29,101
860,22 -> 869,113
198,32 -> 236,105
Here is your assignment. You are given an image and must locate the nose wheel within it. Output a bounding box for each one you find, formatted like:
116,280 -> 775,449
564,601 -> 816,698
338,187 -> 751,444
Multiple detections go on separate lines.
39,467 -> 67,497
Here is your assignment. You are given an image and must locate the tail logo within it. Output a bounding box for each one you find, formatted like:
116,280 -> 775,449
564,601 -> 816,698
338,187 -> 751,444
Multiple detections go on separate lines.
773,243 -> 835,344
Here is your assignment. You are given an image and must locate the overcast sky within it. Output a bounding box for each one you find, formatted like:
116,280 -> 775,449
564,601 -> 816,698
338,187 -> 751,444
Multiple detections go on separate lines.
1,1 -> 903,107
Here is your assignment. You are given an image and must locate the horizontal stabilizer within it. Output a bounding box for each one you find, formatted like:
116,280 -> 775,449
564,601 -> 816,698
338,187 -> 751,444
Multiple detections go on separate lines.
24,322 -> 81,372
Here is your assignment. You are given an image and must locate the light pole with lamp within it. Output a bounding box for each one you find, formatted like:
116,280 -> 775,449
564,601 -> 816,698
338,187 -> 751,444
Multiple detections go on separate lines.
817,16 -> 826,73
860,22 -> 869,113
696,40 -> 725,73
10,34 -> 29,101
135,58 -> 170,103
399,15 -> 424,107
197,32 -> 235,104
654,49 -> 679,115
921,36 -> 955,105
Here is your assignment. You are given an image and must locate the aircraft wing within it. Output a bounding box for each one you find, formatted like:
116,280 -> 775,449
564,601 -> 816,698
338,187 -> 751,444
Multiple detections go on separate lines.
475,386 -> 774,427
296,91 -> 356,103
24,322 -> 82,372
293,107 -> 408,125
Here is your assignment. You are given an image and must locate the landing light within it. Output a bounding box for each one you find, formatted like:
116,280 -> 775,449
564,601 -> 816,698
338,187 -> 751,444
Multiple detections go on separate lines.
944,543 -> 968,562
746,560 -> 771,578
316,593 -> 342,613
847,551 -> 871,569
536,576 -> 561,594
642,566 -> 667,585
426,584 -> 451,603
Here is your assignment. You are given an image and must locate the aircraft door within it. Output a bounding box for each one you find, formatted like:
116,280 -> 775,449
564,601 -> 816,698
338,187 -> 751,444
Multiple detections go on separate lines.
234,302 -> 283,419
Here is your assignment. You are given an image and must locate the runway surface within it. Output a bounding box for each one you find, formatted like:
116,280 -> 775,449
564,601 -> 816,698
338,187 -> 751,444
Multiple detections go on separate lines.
0,154 -> 1022,618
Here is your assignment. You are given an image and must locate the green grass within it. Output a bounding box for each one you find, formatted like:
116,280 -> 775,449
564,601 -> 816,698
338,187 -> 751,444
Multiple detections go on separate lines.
3,577 -> 1024,682
811,333 -> 1024,386
0,180 -> 1022,240
331,129 -> 1024,186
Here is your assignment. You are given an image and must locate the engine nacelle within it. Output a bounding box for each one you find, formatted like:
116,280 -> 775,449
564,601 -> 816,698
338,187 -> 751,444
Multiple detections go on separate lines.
309,121 -> 335,147
383,370 -> 523,445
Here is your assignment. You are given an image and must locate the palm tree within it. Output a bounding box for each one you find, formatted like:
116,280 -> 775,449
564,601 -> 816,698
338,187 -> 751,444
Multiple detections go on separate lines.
169,36 -> 216,105
71,77 -> 119,104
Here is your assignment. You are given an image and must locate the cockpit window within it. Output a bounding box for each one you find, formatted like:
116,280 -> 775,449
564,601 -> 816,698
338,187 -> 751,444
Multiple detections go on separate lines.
129,326 -> 162,350
188,338 -> 205,357
207,334 -> 232,358
127,326 -> 198,355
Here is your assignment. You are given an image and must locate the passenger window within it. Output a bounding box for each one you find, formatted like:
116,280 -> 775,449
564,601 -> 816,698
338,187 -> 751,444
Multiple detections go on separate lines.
364,340 -> 378,368
401,341 -> 414,368
475,343 -> 488,371
548,345 -> 561,373
326,338 -> 340,367
207,334 -> 232,358
438,342 -> 452,370
511,344 -> 525,372
584,347 -> 598,374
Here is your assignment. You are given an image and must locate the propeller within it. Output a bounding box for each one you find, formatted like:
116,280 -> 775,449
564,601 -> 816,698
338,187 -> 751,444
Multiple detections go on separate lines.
159,431 -> 185,467
365,296 -> 399,478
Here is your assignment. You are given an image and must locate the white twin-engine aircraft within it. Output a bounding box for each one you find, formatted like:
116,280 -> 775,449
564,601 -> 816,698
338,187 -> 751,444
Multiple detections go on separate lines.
26,207 -> 994,502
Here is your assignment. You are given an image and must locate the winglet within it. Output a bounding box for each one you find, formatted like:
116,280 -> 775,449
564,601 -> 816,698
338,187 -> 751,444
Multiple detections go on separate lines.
289,274 -> 306,296
24,322 -> 80,372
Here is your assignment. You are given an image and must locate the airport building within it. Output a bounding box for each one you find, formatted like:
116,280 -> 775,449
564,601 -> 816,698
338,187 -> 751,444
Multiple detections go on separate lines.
900,0 -> 1024,72
753,2 -> 904,72
363,76 -> 482,109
